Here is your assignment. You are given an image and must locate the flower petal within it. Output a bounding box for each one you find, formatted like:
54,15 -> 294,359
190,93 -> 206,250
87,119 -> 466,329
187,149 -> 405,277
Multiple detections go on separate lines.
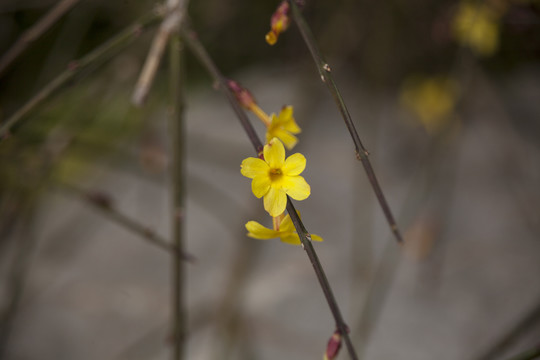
279,106 -> 301,134
269,129 -> 298,150
269,113 -> 281,126
310,233 -> 323,242
263,187 -> 287,217
280,233 -> 302,245
282,153 -> 306,175
264,138 -> 285,169
252,175 -> 271,198
246,221 -> 280,239
241,157 -> 269,179
279,211 -> 302,233
279,214 -> 294,233
283,118 -> 301,134
278,106 -> 293,123
283,176 -> 310,200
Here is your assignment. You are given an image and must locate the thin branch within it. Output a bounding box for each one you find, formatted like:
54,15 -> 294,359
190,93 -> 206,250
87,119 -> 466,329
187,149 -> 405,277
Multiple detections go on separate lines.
211,225 -> 260,360
504,347 -> 540,360
286,199 -> 358,360
0,0 -> 82,77
132,0 -> 183,106
180,22 -> 358,360
288,0 -> 403,244
168,6 -> 187,359
56,181 -> 194,262
0,212 -> 37,358
0,9 -> 165,139
178,23 -> 264,154
474,299 -> 540,360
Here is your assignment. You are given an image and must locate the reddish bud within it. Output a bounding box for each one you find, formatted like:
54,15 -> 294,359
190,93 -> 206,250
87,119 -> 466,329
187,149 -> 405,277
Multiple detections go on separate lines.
227,80 -> 257,110
324,328 -> 347,360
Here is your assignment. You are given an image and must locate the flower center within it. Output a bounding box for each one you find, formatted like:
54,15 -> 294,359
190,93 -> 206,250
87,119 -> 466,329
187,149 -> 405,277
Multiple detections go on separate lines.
269,168 -> 283,182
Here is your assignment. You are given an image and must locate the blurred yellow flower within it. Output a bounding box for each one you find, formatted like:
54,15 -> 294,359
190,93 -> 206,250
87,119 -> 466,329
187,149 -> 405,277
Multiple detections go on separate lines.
241,138 -> 310,217
246,213 -> 323,245
266,1 -> 290,45
400,76 -> 459,132
452,2 -> 499,56
266,106 -> 301,150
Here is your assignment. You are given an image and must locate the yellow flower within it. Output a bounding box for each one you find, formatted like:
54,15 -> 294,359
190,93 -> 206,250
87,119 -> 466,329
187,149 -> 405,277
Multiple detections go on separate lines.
241,138 -> 310,217
266,106 -> 301,150
246,213 -> 323,245
452,2 -> 499,56
400,76 -> 459,133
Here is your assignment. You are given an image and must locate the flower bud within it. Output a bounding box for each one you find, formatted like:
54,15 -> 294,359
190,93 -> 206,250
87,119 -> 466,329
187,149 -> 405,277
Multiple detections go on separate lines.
266,1 -> 290,45
227,80 -> 256,110
324,329 -> 343,360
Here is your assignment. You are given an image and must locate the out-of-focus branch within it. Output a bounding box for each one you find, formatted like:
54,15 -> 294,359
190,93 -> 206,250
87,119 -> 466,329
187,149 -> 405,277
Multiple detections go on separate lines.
56,181 -> 195,262
474,299 -> 540,360
167,0 -> 188,357
131,0 -> 183,106
504,347 -> 540,360
0,9 -> 164,139
178,23 -> 264,154
0,212 -> 37,358
0,0 -> 82,77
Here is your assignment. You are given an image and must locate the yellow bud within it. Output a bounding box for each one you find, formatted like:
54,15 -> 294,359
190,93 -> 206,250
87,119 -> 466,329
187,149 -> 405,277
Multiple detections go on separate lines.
265,31 -> 277,45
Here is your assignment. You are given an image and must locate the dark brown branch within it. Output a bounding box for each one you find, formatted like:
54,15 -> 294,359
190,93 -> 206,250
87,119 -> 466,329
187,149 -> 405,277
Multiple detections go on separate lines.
180,21 -> 358,360
288,0 -> 403,244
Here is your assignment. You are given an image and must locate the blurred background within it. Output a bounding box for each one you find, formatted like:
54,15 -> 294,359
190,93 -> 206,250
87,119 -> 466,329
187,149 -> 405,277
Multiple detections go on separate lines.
1,0 -> 540,359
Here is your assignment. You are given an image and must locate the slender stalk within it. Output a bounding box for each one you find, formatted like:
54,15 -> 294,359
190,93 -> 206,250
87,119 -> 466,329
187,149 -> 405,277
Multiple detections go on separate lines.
353,126 -> 459,358
0,9 -> 165,139
169,28 -> 187,360
354,236 -> 399,359
0,0 -> 82,76
179,23 -> 263,154
180,22 -> 358,360
0,211 -> 37,358
286,199 -> 358,360
474,300 -> 540,360
212,225 -> 260,360
505,347 -> 540,360
57,181 -> 194,261
132,0 -> 183,106
288,1 -> 403,244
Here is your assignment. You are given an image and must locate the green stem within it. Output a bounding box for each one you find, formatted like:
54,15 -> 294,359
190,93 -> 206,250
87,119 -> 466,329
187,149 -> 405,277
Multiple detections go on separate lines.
288,0 -> 403,244
169,30 -> 187,360
180,22 -> 358,360
0,9 -> 164,139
